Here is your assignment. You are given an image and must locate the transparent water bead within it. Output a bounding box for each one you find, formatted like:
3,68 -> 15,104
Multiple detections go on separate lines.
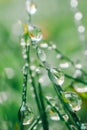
18,103 -> 34,126
62,114 -> 69,122
78,25 -> 85,33
46,96 -> 58,107
70,0 -> 78,8
59,62 -> 70,69
73,70 -> 82,78
40,42 -> 48,48
20,38 -> 26,46
75,63 -> 82,69
48,68 -> 64,86
81,123 -> 87,130
26,0 -> 37,15
74,12 -> 83,21
64,92 -> 82,111
70,125 -> 77,130
47,106 -> 60,121
37,48 -> 46,62
74,83 -> 87,93
28,25 -> 43,42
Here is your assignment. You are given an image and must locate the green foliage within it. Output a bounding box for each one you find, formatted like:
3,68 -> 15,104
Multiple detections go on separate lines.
0,0 -> 87,130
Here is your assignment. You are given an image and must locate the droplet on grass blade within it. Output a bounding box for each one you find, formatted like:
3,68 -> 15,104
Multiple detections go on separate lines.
64,92 -> 82,111
28,25 -> 43,42
62,114 -> 69,122
47,106 -> 60,121
37,48 -> 46,62
18,103 -> 34,126
48,68 -> 64,86
81,123 -> 87,130
26,0 -> 37,15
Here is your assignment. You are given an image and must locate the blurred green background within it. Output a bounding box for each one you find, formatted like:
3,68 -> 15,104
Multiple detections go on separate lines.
0,0 -> 87,129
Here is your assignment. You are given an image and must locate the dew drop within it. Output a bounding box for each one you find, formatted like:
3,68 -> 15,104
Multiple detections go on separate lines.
74,12 -> 83,21
75,63 -> 82,69
26,0 -> 37,15
59,62 -> 70,69
37,48 -> 46,62
47,106 -> 60,121
40,42 -> 48,48
70,125 -> 77,130
18,103 -> 34,126
46,96 -> 58,107
62,114 -> 69,122
20,38 -> 26,46
28,25 -> 43,42
74,83 -> 87,93
56,54 -> 62,59
81,123 -> 87,130
64,91 -> 82,111
51,44 -> 57,49
78,25 -> 85,33
70,0 -> 78,8
48,68 -> 64,86
73,70 -> 82,78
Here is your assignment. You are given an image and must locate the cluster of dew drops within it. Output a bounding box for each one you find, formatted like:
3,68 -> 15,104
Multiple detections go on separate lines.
18,0 -> 87,130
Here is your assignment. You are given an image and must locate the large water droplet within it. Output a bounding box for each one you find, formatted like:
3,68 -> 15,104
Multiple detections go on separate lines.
64,92 -> 82,111
26,0 -> 37,15
81,123 -> 87,130
18,103 -> 34,126
28,25 -> 43,42
37,48 -> 46,62
48,68 -> 64,86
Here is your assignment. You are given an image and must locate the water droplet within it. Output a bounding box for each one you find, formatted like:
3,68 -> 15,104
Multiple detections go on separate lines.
74,12 -> 83,21
73,70 -> 82,78
81,123 -> 87,130
64,91 -> 82,111
20,38 -> 26,46
26,0 -> 37,15
48,68 -> 64,86
75,63 -> 82,69
28,25 -> 43,42
62,114 -> 69,122
56,54 -> 62,59
46,96 -> 58,107
37,48 -> 46,62
70,0 -> 78,8
40,42 -> 48,48
59,62 -> 70,69
70,125 -> 77,130
78,25 -> 85,33
18,103 -> 34,126
47,106 -> 60,121
30,65 -> 36,71
74,83 -> 87,93
51,44 -> 57,49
